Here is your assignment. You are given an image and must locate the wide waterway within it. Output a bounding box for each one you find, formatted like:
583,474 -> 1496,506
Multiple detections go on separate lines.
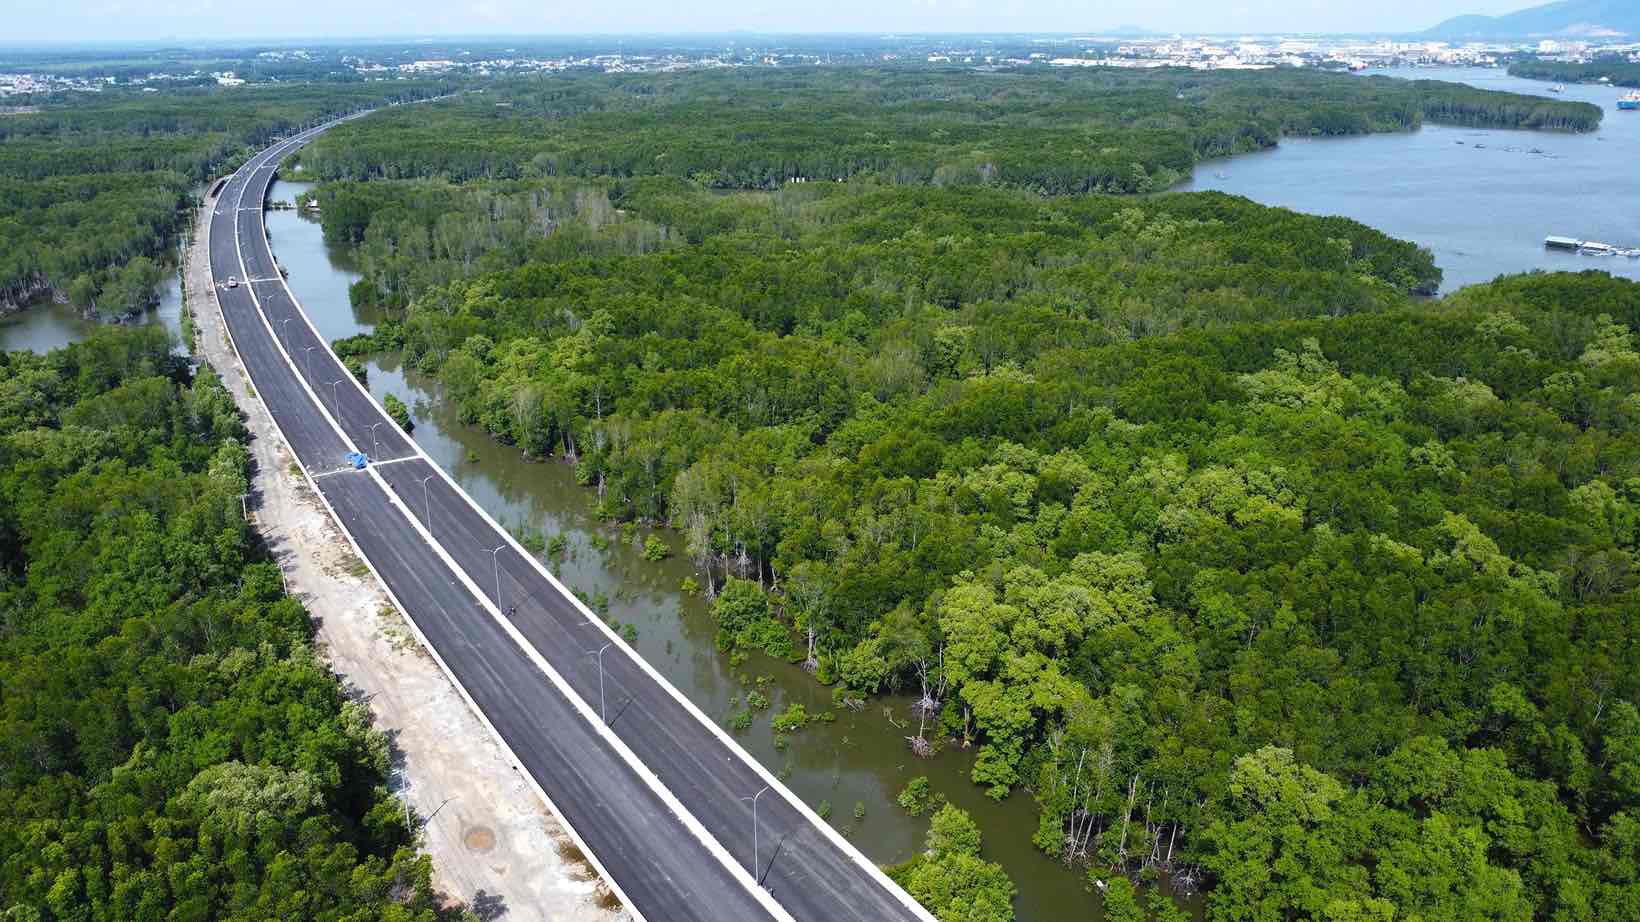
266,79 -> 1640,912
1179,65 -> 1640,292
5,71 -> 1631,918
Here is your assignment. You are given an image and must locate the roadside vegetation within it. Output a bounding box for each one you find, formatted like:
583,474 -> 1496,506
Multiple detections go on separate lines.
6,60 -> 1634,922
0,81 -> 453,319
316,65 -> 1640,921
0,328 -> 460,920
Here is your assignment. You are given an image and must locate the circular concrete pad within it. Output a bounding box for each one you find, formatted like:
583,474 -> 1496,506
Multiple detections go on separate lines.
463,824 -> 497,853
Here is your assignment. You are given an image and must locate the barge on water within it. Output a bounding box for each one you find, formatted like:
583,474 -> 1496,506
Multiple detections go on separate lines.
1547,236 -> 1640,258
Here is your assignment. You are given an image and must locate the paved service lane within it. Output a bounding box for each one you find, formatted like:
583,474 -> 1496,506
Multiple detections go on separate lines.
207,114 -> 934,922
318,471 -> 772,922
376,459 -> 917,921
210,128 -> 781,922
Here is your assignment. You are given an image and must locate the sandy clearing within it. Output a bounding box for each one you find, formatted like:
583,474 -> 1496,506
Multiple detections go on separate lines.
186,195 -> 624,922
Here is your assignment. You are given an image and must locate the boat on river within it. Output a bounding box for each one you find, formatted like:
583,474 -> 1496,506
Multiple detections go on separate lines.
1619,91 -> 1640,111
1546,236 -> 1640,258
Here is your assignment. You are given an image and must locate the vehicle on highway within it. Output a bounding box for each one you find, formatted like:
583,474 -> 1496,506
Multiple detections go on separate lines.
226,275 -> 239,288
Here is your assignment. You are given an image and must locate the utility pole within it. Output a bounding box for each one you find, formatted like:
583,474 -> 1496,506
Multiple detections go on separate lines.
585,643 -> 613,723
740,785 -> 772,886
417,474 -> 436,530
483,544 -> 506,608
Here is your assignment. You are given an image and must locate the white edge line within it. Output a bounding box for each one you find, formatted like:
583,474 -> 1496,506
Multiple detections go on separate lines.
219,132 -> 794,922
205,181 -> 655,922
364,462 -> 794,922
230,139 -> 365,465
261,115 -> 936,922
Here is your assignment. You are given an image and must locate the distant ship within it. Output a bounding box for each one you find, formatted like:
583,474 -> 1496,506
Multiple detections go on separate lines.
1620,92 -> 1640,112
1549,84 -> 1565,93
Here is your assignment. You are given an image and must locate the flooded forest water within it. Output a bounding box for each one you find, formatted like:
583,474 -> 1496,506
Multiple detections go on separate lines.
9,65 -> 1623,916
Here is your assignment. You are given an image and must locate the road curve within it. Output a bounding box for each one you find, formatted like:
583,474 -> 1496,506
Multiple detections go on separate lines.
207,113 -> 935,922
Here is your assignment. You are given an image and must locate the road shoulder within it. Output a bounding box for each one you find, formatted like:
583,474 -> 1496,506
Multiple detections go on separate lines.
186,193 -> 624,922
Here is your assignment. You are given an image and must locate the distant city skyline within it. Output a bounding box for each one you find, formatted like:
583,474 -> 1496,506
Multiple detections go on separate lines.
5,0 -> 1539,44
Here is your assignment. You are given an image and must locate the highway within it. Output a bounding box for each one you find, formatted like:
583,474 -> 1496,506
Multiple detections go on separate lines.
208,117 -> 935,922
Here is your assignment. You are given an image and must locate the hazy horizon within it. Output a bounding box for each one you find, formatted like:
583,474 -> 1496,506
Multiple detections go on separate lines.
5,0 -> 1537,44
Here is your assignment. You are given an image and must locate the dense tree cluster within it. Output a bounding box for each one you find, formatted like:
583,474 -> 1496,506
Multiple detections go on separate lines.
325,116 -> 1640,918
1509,57 -> 1640,89
0,328 -> 448,921
888,804 -> 1016,922
298,67 -> 1600,196
0,82 -> 453,317
191,64 -> 1634,919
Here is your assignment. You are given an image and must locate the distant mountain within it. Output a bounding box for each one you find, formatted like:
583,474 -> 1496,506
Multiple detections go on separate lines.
1426,0 -> 1640,39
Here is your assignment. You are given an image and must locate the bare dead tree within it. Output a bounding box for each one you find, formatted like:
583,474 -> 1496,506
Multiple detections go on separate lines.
1061,746 -> 1088,863
1113,773 -> 1139,870
907,644 -> 947,757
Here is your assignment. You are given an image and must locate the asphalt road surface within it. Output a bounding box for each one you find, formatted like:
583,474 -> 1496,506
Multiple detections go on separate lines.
208,117 -> 933,922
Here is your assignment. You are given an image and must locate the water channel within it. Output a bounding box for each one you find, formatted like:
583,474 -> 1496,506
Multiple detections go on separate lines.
5,65 -> 1632,920
0,270 -> 184,353
263,74 -> 1640,918
261,179 -> 1094,919
1178,65 -> 1640,292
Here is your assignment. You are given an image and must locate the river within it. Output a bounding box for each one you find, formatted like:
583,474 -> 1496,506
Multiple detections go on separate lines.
0,269 -> 184,353
6,65 -> 1631,921
261,178 -> 1100,919
1178,65 -> 1640,292
266,74 -> 1640,914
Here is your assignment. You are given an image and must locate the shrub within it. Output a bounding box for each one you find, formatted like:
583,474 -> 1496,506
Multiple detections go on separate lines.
642,534 -> 670,561
898,777 -> 933,816
772,703 -> 810,733
383,391 -> 413,432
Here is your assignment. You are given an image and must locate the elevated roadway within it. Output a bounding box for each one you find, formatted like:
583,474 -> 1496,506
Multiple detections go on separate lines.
207,116 -> 934,922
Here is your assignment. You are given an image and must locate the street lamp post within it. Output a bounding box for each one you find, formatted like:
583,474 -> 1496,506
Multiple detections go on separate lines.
416,474 -> 435,530
740,785 -> 771,886
281,317 -> 293,352
483,544 -> 506,609
329,380 -> 344,423
369,421 -> 384,458
585,643 -> 613,723
302,345 -> 316,382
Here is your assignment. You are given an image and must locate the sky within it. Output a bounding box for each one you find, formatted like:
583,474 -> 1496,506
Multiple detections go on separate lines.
5,0 -> 1538,44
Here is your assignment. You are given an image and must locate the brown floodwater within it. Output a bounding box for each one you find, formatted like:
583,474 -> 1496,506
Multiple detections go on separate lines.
264,179 -> 1105,920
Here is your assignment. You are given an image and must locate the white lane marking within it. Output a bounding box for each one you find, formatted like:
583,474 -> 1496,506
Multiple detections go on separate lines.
312,466 -> 365,480
238,113 -> 936,922
217,117 -> 790,922
216,286 -> 664,922
370,460 -> 794,922
228,145 -> 364,462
